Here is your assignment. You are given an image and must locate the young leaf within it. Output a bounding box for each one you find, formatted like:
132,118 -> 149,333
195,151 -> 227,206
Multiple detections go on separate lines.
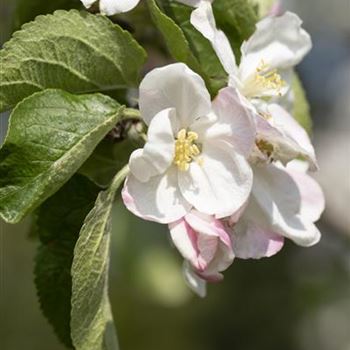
292,73 -> 312,135
34,174 -> 100,348
213,0 -> 258,59
0,9 -> 146,112
147,0 -> 208,86
0,89 -> 123,223
158,0 -> 228,96
71,166 -> 129,350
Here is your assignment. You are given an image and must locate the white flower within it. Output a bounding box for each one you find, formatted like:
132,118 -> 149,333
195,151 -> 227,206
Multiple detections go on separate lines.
229,160 -> 325,259
169,209 -> 234,297
190,4 -> 317,168
122,63 -> 255,224
80,0 -> 140,15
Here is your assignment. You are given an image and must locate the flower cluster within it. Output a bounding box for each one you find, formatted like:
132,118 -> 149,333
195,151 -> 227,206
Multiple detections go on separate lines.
109,0 -> 324,296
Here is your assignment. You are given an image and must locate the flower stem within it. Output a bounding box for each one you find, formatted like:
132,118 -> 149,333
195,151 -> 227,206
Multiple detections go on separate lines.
122,107 -> 141,120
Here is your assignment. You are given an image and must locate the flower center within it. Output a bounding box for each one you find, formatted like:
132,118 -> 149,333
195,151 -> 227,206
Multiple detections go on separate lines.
241,59 -> 286,98
256,139 -> 274,159
255,60 -> 285,96
174,129 -> 201,171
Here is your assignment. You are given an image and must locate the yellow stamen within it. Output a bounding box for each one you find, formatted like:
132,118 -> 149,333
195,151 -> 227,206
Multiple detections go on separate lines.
254,60 -> 286,96
174,129 -> 201,171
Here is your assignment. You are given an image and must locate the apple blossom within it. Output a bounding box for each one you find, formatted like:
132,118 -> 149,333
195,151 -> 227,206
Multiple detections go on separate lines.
189,3 -> 317,169
80,0 -> 141,15
122,63 -> 255,224
229,160 -> 325,259
169,209 -> 234,297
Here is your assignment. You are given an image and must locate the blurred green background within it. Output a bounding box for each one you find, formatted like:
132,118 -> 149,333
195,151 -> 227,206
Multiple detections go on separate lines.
1,1 -> 350,349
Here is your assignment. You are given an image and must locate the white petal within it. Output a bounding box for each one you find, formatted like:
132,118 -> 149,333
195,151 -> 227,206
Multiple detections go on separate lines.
208,87 -> 256,157
128,149 -> 159,183
227,200 -> 249,226
190,2 -> 238,76
122,167 -> 191,224
183,262 -> 207,298
178,145 -> 253,218
100,0 -> 140,15
129,108 -> 176,182
80,0 -> 96,8
239,12 -> 312,82
267,104 -> 318,169
232,220 -> 284,259
252,164 -> 321,246
285,163 -> 325,222
139,63 -> 211,127
285,159 -> 309,172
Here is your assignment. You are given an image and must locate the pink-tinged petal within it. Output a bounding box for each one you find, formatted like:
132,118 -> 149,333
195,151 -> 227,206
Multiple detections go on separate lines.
267,104 -> 318,170
232,220 -> 284,259
122,167 -> 191,224
190,3 -> 237,76
197,271 -> 224,283
169,218 -> 219,271
129,108 -> 176,182
185,210 -> 231,244
178,146 -> 253,218
196,234 -> 219,271
139,63 -> 211,127
268,2 -> 283,17
169,218 -> 206,271
100,0 -> 140,14
285,161 -> 325,222
183,262 -> 207,298
187,211 -> 235,276
170,213 -> 226,272
239,12 -> 312,83
171,209 -> 234,289
205,87 -> 256,157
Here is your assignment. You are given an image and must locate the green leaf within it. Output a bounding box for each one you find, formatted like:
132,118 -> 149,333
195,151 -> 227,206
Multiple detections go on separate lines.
71,166 -> 129,350
213,0 -> 258,59
0,9 -> 146,112
13,0 -> 82,30
0,89 -> 123,223
34,174 -> 100,348
147,0 -> 207,83
158,0 -> 228,96
292,73 -> 312,135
